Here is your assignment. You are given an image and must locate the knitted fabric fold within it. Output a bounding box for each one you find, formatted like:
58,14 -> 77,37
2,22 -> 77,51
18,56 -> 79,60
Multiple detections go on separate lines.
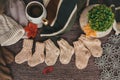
40,0 -> 77,37
0,14 -> 25,46
45,0 -> 63,26
5,0 -> 28,26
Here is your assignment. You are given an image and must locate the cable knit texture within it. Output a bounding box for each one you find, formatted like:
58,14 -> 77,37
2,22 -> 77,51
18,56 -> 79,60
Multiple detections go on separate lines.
28,42 -> 45,67
0,14 -> 25,46
57,39 -> 74,64
15,39 -> 33,64
79,34 -> 103,57
73,40 -> 91,69
45,39 -> 60,66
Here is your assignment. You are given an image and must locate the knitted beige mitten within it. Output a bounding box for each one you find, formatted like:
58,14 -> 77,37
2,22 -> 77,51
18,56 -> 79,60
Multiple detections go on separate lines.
57,39 -> 74,64
79,34 -> 103,57
28,42 -> 45,67
15,39 -> 33,64
73,40 -> 91,69
45,39 -> 60,66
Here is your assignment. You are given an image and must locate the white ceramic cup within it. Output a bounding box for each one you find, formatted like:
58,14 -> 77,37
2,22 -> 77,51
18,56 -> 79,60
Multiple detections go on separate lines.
25,1 -> 48,28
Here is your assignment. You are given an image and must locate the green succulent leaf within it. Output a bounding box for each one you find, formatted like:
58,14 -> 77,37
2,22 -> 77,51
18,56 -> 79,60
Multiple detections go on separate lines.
88,5 -> 114,31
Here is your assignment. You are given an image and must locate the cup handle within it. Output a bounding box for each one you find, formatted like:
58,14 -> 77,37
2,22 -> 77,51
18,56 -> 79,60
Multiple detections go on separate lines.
42,18 -> 48,26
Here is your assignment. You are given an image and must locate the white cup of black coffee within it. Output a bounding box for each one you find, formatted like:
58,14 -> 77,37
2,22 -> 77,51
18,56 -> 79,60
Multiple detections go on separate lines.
25,1 -> 48,28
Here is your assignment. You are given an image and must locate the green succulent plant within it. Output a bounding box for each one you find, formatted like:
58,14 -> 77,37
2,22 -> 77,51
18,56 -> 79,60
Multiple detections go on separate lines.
88,5 -> 114,31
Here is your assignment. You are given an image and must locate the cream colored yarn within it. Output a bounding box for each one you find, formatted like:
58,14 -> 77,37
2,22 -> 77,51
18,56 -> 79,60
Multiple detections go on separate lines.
73,40 -> 91,69
0,14 -> 25,46
57,39 -> 74,64
79,34 -> 103,57
28,42 -> 45,67
44,39 -> 60,66
15,39 -> 33,64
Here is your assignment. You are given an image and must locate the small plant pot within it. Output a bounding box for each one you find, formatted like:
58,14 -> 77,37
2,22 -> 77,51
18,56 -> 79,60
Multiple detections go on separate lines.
80,4 -> 115,38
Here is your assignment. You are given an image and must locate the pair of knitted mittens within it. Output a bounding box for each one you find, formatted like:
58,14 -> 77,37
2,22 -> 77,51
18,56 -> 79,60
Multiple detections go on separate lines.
73,34 -> 103,69
44,39 -> 74,66
15,39 -> 44,67
0,46 -> 14,80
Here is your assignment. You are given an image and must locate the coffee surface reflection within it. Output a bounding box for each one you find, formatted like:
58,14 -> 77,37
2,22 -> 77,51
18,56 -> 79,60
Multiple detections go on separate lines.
27,3 -> 43,18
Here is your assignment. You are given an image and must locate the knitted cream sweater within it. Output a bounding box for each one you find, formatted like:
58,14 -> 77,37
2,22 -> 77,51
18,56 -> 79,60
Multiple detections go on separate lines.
0,14 -> 25,46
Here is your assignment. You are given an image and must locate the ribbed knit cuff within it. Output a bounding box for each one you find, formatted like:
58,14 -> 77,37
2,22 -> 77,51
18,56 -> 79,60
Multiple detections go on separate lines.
23,39 -> 33,49
0,25 -> 25,46
78,34 -> 86,40
36,42 -> 45,51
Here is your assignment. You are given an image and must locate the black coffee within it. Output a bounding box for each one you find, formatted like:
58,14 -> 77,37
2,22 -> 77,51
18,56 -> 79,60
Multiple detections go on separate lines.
27,3 -> 43,18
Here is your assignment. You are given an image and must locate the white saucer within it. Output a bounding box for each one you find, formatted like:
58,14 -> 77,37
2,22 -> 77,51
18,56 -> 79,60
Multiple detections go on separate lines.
79,4 -> 116,38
